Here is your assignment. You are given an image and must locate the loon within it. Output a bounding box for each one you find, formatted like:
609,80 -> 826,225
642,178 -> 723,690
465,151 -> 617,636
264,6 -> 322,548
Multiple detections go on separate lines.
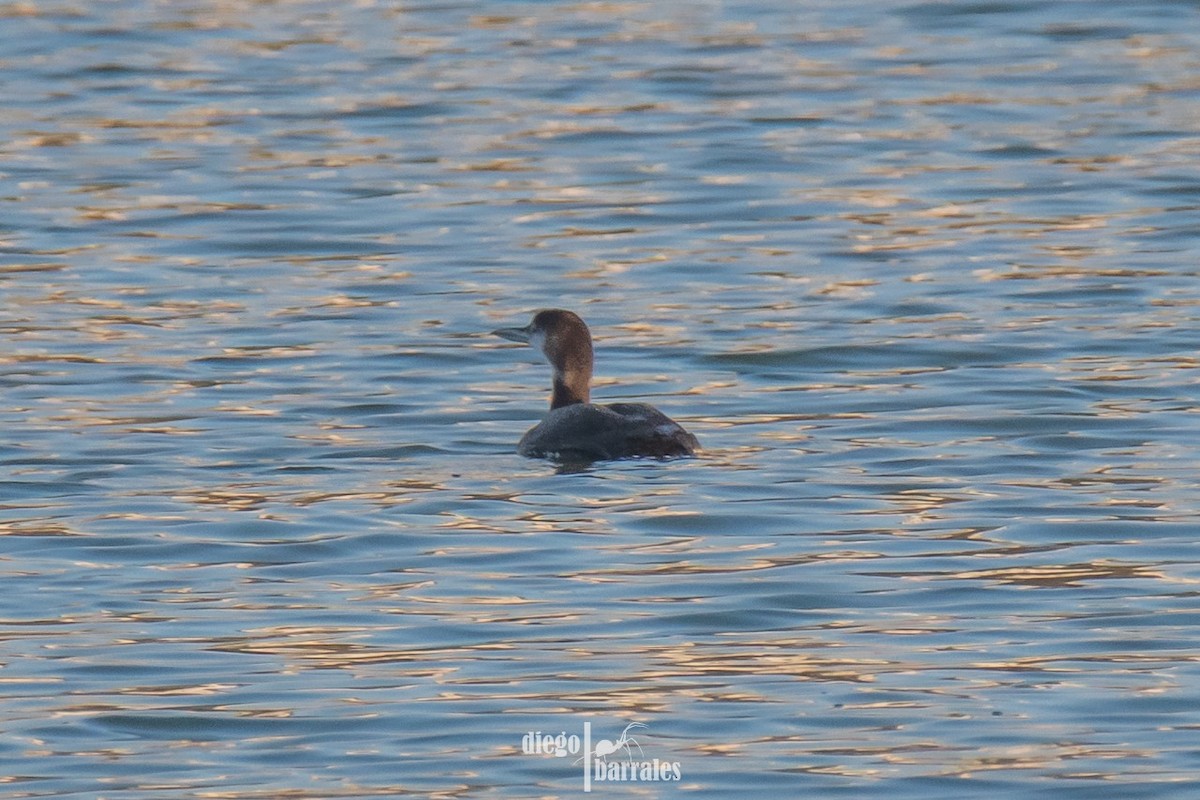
493,309 -> 699,461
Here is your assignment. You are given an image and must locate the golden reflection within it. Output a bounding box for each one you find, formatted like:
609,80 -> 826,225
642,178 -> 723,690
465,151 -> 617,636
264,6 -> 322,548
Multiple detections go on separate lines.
813,279 -> 877,297
192,787 -> 421,799
566,102 -> 663,116
564,550 -> 879,581
652,639 -> 884,683
75,199 -> 273,222
614,536 -> 701,554
0,519 -> 81,536
0,262 -> 68,274
1003,467 -> 1166,490
946,560 -> 1166,588
172,487 -> 272,510
205,345 -> 316,360
851,237 -> 960,253
689,741 -> 747,756
451,158 -> 533,172
232,35 -> 339,54
0,2 -> 39,17
864,488 -> 991,524
13,131 -> 90,148
290,432 -> 369,446
291,491 -> 394,507
680,380 -> 739,395
116,683 -> 238,697
948,742 -> 1155,778
210,629 -> 478,675
467,14 -> 524,28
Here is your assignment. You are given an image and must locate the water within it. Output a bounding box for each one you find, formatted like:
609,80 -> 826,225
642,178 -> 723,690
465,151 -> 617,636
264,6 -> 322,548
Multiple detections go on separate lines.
2,0 -> 1199,797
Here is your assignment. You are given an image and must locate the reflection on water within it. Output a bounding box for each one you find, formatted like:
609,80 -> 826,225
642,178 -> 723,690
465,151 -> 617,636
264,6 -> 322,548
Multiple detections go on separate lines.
3,0 -> 1200,798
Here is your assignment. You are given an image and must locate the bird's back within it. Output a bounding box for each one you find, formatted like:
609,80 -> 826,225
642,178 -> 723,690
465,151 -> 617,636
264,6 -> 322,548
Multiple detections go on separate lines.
518,402 -> 699,462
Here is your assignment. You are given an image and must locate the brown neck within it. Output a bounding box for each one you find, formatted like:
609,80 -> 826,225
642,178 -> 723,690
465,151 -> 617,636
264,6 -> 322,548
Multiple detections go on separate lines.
550,376 -> 588,409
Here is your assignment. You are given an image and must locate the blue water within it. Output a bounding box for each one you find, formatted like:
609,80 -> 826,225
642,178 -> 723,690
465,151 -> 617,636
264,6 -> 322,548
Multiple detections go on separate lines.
2,1 -> 1199,797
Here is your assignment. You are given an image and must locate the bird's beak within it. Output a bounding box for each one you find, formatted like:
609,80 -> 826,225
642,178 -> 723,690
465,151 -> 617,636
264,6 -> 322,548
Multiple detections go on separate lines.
492,324 -> 532,344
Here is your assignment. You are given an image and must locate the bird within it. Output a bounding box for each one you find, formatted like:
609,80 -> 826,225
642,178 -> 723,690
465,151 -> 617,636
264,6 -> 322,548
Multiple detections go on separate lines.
492,309 -> 699,462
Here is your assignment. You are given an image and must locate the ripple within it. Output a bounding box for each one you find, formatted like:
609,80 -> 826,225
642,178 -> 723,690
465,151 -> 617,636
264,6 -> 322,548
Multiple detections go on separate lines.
2,0 -> 1199,798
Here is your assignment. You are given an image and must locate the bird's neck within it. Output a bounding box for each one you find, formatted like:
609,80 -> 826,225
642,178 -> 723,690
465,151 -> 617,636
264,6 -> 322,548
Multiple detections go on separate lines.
550,368 -> 590,409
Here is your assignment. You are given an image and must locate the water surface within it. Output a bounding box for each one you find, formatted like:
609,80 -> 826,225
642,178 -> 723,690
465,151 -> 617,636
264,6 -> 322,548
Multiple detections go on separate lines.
2,1 -> 1199,798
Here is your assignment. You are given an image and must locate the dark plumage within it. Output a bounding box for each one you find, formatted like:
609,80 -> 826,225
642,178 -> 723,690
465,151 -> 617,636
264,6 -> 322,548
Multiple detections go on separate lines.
493,309 -> 699,462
